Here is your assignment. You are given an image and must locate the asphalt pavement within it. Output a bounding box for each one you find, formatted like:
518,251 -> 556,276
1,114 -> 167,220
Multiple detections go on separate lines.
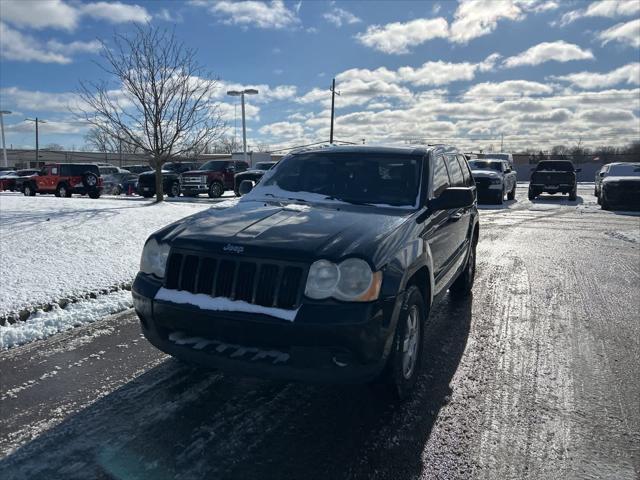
1,185 -> 638,480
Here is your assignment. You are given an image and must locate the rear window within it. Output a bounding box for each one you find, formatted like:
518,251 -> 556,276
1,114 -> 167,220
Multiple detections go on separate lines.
60,164 -> 100,176
536,161 -> 574,171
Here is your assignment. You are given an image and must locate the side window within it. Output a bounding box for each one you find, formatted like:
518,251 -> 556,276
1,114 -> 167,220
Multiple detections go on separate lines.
457,155 -> 472,186
51,167 -> 58,175
40,167 -> 48,176
445,155 -> 465,187
432,155 -> 450,197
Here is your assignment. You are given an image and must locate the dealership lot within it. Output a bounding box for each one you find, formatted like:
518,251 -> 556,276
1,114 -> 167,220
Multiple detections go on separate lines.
0,185 -> 638,479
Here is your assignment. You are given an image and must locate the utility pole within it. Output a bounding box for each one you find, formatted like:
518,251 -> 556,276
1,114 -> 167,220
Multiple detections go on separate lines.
227,89 -> 258,165
25,118 -> 46,167
330,78 -> 340,144
500,133 -> 504,152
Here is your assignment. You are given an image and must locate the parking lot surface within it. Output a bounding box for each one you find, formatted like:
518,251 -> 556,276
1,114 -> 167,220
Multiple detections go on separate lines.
0,185 -> 638,479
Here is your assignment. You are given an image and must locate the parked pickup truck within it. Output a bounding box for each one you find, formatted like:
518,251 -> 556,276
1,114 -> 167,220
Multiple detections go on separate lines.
598,162 -> 640,210
468,159 -> 517,204
181,160 -> 249,198
528,160 -> 580,201
133,145 -> 479,400
137,161 -> 200,198
21,163 -> 102,198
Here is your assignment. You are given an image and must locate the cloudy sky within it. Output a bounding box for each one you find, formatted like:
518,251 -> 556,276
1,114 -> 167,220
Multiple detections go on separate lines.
0,0 -> 639,153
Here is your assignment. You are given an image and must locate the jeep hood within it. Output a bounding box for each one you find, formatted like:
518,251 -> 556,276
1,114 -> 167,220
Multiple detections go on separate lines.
156,199 -> 412,267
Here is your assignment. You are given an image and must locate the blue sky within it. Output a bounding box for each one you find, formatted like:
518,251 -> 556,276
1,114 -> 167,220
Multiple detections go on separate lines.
0,0 -> 639,153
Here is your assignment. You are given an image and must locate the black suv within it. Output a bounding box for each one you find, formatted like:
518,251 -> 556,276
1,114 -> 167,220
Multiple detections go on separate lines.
133,146 -> 479,399
136,161 -> 200,198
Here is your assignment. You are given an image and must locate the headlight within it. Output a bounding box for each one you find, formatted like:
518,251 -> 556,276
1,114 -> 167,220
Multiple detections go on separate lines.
490,177 -> 502,184
305,258 -> 382,302
140,238 -> 170,278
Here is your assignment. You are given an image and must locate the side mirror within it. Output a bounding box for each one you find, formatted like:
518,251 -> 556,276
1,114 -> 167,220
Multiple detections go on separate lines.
430,187 -> 475,211
238,179 -> 254,196
599,172 -> 606,177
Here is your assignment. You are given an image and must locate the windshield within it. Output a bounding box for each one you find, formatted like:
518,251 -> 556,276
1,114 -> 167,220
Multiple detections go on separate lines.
258,153 -> 422,207
199,161 -> 228,172
536,161 -> 574,172
607,164 -> 640,176
469,160 -> 502,172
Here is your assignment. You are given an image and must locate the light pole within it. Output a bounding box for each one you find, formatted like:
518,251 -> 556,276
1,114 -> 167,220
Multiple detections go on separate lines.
25,118 -> 47,167
0,110 -> 11,167
227,89 -> 258,164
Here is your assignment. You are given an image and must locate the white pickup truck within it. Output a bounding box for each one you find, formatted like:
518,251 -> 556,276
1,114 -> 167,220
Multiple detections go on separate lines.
468,159 -> 517,204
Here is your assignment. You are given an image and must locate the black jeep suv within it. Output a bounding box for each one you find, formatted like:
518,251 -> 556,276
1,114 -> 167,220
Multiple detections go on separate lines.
133,146 -> 479,399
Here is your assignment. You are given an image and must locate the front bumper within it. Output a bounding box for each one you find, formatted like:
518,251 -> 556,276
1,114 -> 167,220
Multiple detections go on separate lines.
181,184 -> 208,194
132,273 -> 400,383
602,186 -> 640,208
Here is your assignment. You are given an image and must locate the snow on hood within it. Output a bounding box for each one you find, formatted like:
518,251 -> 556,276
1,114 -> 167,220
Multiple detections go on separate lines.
603,176 -> 640,183
471,170 -> 501,178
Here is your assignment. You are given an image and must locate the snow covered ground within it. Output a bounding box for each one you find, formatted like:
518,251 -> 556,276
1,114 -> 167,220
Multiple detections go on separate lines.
0,193 -> 211,319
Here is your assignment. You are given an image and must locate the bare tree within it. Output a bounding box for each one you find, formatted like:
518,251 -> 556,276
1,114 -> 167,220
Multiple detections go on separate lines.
76,24 -> 225,202
211,135 -> 243,154
84,127 -> 141,153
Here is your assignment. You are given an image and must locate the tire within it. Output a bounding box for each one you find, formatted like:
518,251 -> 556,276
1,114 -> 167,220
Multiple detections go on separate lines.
528,188 -> 536,201
113,185 -> 122,196
82,172 -> 99,189
55,183 -> 71,198
495,190 -> 504,205
167,181 -> 180,198
88,190 -> 101,199
601,194 -> 610,210
568,188 -> 577,201
450,234 -> 477,297
594,187 -> 598,197
142,192 -> 154,198
597,193 -> 602,205
23,183 -> 36,196
507,184 -> 516,200
234,189 -> 240,197
379,285 -> 426,401
208,181 -> 224,198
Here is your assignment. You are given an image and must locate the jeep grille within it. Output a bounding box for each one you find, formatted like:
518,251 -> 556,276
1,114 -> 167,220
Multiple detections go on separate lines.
164,250 -> 306,310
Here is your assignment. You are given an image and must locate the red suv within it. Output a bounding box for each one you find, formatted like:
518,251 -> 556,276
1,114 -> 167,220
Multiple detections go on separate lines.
180,160 -> 248,198
22,163 -> 103,199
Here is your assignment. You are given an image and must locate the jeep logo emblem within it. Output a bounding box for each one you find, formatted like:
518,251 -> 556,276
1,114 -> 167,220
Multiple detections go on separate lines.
223,244 -> 244,254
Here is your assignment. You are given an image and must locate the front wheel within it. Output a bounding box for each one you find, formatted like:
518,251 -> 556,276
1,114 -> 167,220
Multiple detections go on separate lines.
507,184 -> 516,200
380,285 -> 426,401
167,182 -> 180,198
495,189 -> 504,205
528,189 -> 536,201
23,183 -> 36,196
568,188 -> 577,201
208,181 -> 224,198
450,235 -> 477,296
88,190 -> 101,199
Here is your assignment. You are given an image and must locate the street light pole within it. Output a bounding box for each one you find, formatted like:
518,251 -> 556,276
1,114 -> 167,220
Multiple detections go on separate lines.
0,110 -> 11,167
227,89 -> 258,165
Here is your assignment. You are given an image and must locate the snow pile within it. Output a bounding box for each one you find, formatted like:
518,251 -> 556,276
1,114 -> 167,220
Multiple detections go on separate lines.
0,194 -> 209,318
0,290 -> 132,349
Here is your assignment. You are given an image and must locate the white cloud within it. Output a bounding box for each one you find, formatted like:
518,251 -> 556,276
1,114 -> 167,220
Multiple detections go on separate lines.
397,54 -> 501,86
198,0 -> 300,29
465,80 -> 554,97
598,18 -> 640,48
449,0 -> 524,44
80,2 -> 151,23
47,39 -> 102,56
503,41 -> 594,68
1,22 -> 70,63
323,5 -> 361,27
355,18 -> 448,54
259,121 -> 305,138
0,0 -> 79,31
553,63 -> 640,89
214,82 -> 297,102
0,0 -> 150,31
560,0 -> 640,26
578,108 -> 637,123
